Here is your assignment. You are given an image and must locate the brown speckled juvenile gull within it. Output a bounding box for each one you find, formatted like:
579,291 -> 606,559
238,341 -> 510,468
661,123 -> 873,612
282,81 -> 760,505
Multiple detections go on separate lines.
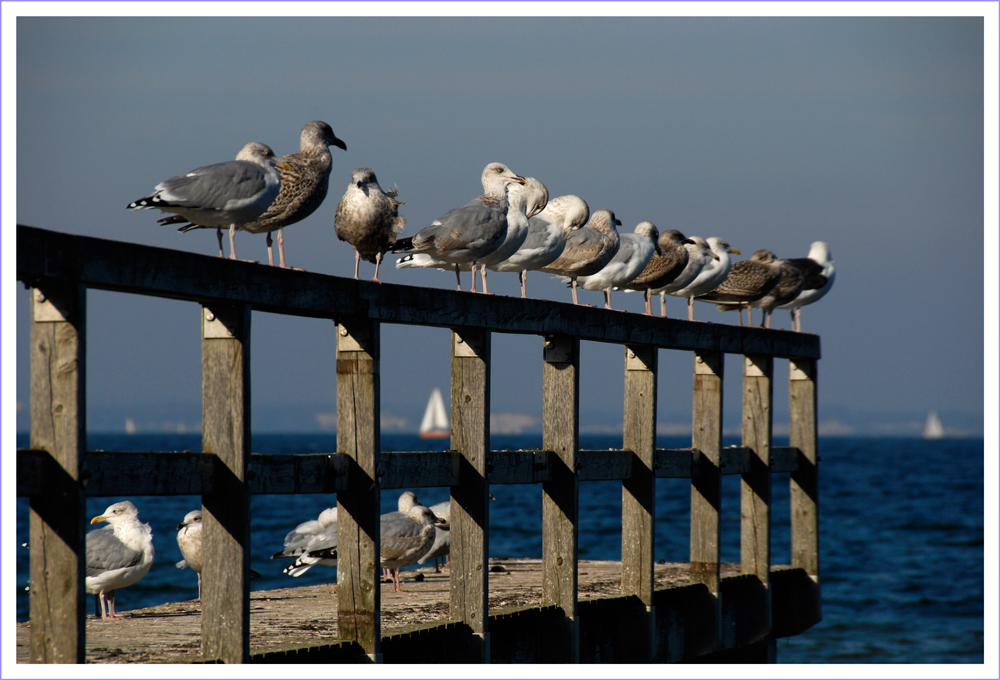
490,193 -> 590,298
86,501 -> 154,620
623,228 -> 692,315
381,505 -> 446,593
128,141 -> 284,261
393,162 -> 525,293
777,241 -> 836,332
754,259 -> 805,328
540,208 -> 621,305
696,249 -> 785,326
335,167 -> 406,282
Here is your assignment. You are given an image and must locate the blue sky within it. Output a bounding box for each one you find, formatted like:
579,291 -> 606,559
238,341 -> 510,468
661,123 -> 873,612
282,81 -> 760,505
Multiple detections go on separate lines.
6,6 -> 994,437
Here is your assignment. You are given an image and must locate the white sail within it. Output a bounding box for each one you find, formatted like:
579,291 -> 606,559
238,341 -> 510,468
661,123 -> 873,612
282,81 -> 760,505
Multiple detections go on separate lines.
923,411 -> 944,439
419,388 -> 449,437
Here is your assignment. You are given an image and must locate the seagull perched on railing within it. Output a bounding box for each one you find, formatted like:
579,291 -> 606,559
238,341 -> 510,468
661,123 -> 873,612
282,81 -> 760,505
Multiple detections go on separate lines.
393,162 -> 526,293
540,208 -> 622,305
86,501 -> 154,620
127,141 -> 287,261
777,241 -> 836,332
576,221 -> 661,310
335,167 -> 406,282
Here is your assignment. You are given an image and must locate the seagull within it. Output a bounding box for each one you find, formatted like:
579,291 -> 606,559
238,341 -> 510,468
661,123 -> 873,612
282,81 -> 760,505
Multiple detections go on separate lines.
776,241 -> 836,332
540,209 -> 622,305
622,229 -> 692,315
335,167 -> 406,282
417,501 -> 451,572
175,510 -> 204,599
696,249 -> 785,326
576,221 -> 661,310
754,258 -> 805,328
129,141 -> 286,261
666,236 -> 740,321
652,234 -> 718,318
86,501 -> 154,620
272,506 -> 339,578
381,505 -> 446,593
479,177 -> 549,292
393,162 -> 525,292
490,194 -> 590,298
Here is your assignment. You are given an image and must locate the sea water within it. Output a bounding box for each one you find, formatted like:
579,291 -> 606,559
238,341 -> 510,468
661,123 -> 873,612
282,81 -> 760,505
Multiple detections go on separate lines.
13,434 -> 984,664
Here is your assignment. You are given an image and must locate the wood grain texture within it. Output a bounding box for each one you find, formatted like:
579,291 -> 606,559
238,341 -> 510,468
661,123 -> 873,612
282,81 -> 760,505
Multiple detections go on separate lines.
789,359 -> 820,600
740,354 -> 773,645
689,350 -> 723,655
449,329 -> 491,659
541,334 -> 580,663
622,344 -> 657,606
336,318 -> 381,658
200,302 -> 252,663
29,283 -> 86,663
17,224 -> 821,359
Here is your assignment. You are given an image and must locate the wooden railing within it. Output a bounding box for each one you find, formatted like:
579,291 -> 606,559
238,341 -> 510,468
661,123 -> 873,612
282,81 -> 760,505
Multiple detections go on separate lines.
16,224 -> 821,663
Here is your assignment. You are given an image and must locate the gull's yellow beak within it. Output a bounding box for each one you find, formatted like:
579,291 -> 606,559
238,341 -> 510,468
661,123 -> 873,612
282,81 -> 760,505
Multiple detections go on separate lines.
90,515 -> 107,524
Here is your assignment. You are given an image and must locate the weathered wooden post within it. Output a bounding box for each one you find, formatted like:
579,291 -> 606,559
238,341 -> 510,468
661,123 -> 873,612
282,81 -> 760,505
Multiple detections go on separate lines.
336,318 -> 381,661
541,334 -> 579,662
449,328 -> 491,662
740,354 -> 773,655
200,303 -> 252,663
790,358 -> 820,616
621,343 -> 657,661
29,283 -> 87,663
689,350 -> 724,655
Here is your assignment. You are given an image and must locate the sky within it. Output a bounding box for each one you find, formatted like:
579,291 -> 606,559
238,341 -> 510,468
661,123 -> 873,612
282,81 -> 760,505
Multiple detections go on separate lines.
6,4 -> 994,439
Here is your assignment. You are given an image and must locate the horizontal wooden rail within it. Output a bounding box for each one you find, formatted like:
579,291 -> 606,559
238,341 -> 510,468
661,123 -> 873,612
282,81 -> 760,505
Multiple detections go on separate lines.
17,225 -> 820,359
17,447 -> 801,498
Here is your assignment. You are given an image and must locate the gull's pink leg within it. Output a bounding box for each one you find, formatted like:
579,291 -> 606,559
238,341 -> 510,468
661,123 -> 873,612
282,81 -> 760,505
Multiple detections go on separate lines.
604,288 -> 612,310
520,271 -> 527,298
454,265 -> 462,291
688,296 -> 695,321
571,279 -> 580,305
660,294 -> 668,318
229,226 -> 238,260
372,252 -> 383,283
277,228 -> 287,269
354,251 -> 361,279
644,290 -> 652,316
470,265 -> 478,293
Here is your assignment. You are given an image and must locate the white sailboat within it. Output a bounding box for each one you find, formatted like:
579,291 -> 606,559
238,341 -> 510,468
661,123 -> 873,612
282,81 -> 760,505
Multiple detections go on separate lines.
923,410 -> 945,439
419,388 -> 450,439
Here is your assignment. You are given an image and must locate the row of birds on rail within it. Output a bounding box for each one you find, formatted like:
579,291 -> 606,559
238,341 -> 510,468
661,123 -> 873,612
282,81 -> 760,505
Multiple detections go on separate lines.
127,120 -> 835,330
81,493 -> 446,620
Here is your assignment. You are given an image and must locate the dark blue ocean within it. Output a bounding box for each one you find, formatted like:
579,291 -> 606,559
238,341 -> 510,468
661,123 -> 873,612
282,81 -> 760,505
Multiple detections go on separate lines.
14,434 -> 984,664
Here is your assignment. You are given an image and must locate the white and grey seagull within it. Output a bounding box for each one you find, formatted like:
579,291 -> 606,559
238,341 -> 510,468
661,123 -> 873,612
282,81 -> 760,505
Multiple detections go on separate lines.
540,208 -> 622,305
490,193 -> 589,298
576,221 -> 661,310
393,162 -> 525,293
86,501 -> 154,620
272,506 -> 339,578
128,141 -> 286,261
667,236 -> 740,321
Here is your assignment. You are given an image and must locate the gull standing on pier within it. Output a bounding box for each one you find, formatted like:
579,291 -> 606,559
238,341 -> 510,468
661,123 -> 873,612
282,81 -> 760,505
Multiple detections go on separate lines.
175,510 -> 204,599
490,194 -> 590,298
335,167 -> 406,282
696,249 -> 785,326
86,501 -> 154,620
393,162 -> 526,293
575,221 -> 661,310
381,505 -> 446,593
665,236 -> 740,321
777,241 -> 836,332
272,506 -> 339,577
128,142 -> 286,261
540,209 -> 622,305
